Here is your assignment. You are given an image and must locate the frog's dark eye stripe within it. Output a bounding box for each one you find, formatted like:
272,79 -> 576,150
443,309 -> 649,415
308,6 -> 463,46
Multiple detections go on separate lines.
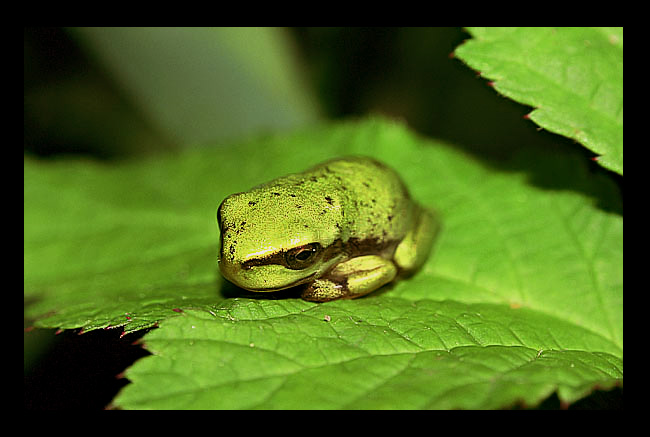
240,242 -> 324,271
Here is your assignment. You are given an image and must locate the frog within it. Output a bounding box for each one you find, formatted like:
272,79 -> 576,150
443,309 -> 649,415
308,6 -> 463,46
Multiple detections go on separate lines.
217,156 -> 439,302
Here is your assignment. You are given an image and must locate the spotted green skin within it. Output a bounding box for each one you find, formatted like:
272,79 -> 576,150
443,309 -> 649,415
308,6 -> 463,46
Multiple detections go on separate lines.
217,156 -> 438,302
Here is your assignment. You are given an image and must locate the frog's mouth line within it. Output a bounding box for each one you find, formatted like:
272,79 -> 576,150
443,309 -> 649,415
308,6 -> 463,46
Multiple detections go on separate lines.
243,271 -> 319,292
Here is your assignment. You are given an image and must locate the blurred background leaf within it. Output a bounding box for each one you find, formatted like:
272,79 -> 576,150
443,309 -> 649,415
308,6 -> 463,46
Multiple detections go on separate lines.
24,27 -> 320,157
69,27 -> 321,146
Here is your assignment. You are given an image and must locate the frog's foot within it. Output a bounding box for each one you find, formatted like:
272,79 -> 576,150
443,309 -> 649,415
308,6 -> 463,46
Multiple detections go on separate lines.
301,255 -> 397,302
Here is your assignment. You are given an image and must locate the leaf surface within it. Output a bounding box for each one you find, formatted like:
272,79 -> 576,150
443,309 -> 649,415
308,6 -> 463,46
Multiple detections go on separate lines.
115,305 -> 621,409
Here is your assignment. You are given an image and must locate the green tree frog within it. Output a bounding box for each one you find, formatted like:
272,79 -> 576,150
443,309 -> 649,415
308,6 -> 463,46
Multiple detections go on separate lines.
217,156 -> 439,302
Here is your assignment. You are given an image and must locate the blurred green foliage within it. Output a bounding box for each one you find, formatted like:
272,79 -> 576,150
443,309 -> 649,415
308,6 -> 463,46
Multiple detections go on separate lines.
25,27 -> 559,161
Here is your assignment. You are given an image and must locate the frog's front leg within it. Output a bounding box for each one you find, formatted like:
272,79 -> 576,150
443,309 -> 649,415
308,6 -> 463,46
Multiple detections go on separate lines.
301,255 -> 398,302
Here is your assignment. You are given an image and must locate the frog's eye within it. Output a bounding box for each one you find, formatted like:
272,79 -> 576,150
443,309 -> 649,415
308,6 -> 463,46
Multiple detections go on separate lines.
285,243 -> 322,270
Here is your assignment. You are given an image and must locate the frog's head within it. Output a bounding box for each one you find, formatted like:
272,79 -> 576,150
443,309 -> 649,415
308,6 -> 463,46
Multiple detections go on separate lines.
217,185 -> 347,292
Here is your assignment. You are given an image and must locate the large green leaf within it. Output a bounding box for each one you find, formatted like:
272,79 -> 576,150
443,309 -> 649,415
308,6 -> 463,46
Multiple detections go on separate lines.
454,27 -> 623,175
114,305 -> 621,409
24,118 -> 622,409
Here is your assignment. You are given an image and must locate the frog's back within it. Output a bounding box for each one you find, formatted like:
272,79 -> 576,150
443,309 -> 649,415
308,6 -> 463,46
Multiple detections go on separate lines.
312,156 -> 416,242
